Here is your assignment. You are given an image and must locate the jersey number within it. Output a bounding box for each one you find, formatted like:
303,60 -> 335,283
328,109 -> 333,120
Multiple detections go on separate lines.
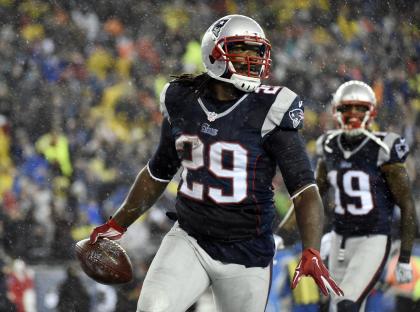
177,135 -> 248,203
328,170 -> 374,215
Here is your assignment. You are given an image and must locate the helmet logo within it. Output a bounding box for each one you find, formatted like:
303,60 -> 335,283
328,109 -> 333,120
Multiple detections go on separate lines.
395,138 -> 409,159
289,108 -> 304,128
212,18 -> 230,37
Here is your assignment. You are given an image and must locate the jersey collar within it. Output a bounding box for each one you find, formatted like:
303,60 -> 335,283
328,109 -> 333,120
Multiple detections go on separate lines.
337,133 -> 370,159
197,93 -> 249,122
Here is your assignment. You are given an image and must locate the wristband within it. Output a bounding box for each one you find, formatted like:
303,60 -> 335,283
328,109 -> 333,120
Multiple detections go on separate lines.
107,218 -> 127,233
398,250 -> 411,263
305,248 -> 321,257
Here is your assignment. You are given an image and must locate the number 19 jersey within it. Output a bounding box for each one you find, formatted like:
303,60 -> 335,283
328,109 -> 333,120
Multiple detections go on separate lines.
316,131 -> 410,236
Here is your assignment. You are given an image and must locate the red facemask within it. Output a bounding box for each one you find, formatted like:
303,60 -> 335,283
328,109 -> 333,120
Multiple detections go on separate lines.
333,101 -> 376,132
211,35 -> 272,79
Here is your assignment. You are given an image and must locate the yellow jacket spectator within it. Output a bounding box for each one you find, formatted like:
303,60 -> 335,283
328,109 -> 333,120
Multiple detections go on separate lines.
0,117 -> 13,196
0,117 -> 12,169
337,7 -> 359,41
87,46 -> 114,80
182,40 -> 204,74
21,23 -> 45,42
0,165 -> 14,197
35,131 -> 73,177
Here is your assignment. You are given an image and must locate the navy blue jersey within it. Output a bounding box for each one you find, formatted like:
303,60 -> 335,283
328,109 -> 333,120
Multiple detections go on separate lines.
316,131 -> 409,236
149,78 -> 314,267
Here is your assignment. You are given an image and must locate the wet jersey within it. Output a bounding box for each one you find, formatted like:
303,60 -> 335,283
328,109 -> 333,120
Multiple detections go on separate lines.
316,131 -> 409,236
149,79 -> 315,267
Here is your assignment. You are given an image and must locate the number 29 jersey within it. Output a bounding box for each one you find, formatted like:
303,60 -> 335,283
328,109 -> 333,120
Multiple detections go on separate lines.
316,131 -> 410,236
148,79 -> 314,267
162,81 -> 307,238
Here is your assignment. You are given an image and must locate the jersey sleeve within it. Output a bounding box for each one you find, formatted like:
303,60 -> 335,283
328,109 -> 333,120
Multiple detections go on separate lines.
148,118 -> 181,181
315,134 -> 326,159
263,128 -> 315,196
377,133 -> 410,166
261,87 -> 304,139
159,82 -> 171,120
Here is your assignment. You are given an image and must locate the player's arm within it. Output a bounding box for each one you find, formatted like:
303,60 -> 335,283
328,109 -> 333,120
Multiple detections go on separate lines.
314,134 -> 332,209
315,156 -> 336,225
292,185 -> 323,250
90,118 -> 181,243
275,156 -> 328,233
315,158 -> 329,199
264,129 -> 343,296
111,166 -> 169,228
265,129 -> 322,249
381,163 -> 417,262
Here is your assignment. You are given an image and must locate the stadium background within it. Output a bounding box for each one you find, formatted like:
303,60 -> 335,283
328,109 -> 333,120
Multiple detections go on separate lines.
0,0 -> 419,311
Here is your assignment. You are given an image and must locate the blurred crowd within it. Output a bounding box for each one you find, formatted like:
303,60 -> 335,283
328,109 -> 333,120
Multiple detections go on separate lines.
0,0 -> 419,311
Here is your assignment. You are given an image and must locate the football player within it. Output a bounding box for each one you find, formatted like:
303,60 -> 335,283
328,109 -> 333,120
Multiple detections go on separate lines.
90,15 -> 342,312
316,80 -> 417,312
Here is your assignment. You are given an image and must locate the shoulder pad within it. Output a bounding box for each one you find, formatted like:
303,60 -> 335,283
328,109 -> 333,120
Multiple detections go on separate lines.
159,81 -> 192,122
159,83 -> 171,119
315,130 -> 340,157
316,130 -> 343,157
315,134 -> 326,157
377,132 -> 409,166
372,131 -> 387,138
261,87 -> 303,137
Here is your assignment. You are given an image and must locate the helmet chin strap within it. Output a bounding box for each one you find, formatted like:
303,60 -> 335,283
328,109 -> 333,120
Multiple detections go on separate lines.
335,112 -> 390,154
359,128 -> 390,154
207,70 -> 261,92
230,73 -> 260,92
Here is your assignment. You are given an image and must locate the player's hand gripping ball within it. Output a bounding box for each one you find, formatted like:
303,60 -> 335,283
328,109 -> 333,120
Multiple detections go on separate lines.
75,238 -> 133,284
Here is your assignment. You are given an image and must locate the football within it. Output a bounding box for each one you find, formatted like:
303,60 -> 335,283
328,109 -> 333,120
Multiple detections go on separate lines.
75,238 -> 133,285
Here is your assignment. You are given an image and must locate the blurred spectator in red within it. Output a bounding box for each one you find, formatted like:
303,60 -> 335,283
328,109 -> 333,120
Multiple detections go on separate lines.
6,259 -> 36,312
0,258 -> 16,311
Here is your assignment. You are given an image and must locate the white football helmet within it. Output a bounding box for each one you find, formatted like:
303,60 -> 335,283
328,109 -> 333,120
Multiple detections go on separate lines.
201,15 -> 272,92
332,80 -> 377,136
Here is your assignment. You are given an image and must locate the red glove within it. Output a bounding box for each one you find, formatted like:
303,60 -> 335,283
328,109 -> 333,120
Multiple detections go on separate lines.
89,218 -> 127,244
291,248 -> 344,297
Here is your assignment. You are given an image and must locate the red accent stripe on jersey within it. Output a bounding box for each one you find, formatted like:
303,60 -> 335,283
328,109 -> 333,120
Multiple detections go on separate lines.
356,236 -> 391,305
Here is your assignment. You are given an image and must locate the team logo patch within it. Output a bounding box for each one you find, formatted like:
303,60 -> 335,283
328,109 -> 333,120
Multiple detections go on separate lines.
201,123 -> 218,136
212,18 -> 229,37
395,138 -> 409,159
289,108 -> 304,128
